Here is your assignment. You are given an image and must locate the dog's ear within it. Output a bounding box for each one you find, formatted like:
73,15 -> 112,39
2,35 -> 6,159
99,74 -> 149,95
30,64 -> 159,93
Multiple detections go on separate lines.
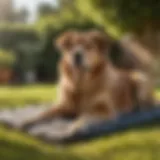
56,31 -> 76,52
108,41 -> 139,69
89,30 -> 112,52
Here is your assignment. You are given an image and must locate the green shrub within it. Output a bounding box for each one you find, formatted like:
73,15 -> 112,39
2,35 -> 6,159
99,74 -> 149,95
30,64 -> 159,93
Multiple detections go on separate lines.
0,49 -> 15,68
0,24 -> 39,50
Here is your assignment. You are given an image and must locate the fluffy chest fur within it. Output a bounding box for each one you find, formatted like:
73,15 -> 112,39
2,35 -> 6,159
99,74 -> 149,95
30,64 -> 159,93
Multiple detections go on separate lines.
58,59 -> 136,116
58,60 -> 108,111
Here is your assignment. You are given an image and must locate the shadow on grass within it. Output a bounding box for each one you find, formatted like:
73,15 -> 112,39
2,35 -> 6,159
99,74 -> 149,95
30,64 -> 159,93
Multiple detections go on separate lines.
1,138 -> 159,160
0,125 -> 159,160
101,144 -> 160,160
0,139 -> 84,160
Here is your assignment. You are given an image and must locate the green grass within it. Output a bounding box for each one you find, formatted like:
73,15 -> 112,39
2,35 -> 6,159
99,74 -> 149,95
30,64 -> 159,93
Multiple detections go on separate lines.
0,125 -> 159,160
0,85 -> 160,160
0,84 -> 57,107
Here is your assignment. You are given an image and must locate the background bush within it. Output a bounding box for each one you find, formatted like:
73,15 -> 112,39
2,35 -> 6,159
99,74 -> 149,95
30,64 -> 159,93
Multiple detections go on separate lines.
0,49 -> 15,68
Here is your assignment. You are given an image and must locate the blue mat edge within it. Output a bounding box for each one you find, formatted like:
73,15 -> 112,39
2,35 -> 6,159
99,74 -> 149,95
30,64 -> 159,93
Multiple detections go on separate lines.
57,107 -> 160,144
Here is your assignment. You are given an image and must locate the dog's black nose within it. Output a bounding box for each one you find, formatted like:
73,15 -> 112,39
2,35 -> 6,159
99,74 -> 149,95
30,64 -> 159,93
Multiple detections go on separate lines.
74,52 -> 82,66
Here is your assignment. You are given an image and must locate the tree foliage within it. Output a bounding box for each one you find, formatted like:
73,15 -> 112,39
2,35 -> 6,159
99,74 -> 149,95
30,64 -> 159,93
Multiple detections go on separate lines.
75,0 -> 160,35
37,3 -> 57,18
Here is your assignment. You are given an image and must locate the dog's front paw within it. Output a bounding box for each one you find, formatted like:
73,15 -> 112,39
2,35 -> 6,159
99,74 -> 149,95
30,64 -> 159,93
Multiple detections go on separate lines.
66,122 -> 82,136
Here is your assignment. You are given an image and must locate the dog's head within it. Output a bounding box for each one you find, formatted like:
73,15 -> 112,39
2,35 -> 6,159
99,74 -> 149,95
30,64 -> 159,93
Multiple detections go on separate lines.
56,30 -> 112,70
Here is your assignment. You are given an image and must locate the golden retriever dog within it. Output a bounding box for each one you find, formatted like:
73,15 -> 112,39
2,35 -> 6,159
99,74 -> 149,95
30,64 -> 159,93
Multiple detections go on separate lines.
21,30 -> 154,134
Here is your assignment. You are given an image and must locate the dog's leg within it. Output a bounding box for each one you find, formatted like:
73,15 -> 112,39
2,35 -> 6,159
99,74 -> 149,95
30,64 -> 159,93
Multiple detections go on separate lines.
66,104 -> 117,136
20,104 -> 77,131
21,85 -> 78,130
66,115 -> 102,136
66,115 -> 88,135
66,114 -> 115,136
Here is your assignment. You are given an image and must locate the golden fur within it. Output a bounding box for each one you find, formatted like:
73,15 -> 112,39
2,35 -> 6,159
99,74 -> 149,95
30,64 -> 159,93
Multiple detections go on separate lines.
21,30 -> 154,134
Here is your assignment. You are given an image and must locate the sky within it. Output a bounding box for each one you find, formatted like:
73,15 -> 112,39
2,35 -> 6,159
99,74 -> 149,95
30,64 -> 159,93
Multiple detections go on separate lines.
13,0 -> 57,22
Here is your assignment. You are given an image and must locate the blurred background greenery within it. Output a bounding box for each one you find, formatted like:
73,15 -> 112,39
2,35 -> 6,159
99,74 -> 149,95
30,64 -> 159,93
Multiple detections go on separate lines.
0,0 -> 160,160
0,0 -> 160,86
0,0 -> 160,106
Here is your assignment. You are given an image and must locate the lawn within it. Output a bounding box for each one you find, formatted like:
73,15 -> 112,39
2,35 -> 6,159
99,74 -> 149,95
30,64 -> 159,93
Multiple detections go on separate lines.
0,85 -> 160,160
0,84 -> 57,107
0,125 -> 159,160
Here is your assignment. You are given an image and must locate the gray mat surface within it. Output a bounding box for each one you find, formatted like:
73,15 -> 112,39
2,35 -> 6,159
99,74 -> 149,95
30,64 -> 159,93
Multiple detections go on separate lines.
0,105 -> 80,142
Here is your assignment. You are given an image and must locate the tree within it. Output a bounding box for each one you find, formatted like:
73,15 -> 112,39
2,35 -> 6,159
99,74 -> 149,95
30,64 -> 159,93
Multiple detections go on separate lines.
75,0 -> 160,32
74,0 -> 160,55
19,7 -> 29,23
37,3 -> 57,18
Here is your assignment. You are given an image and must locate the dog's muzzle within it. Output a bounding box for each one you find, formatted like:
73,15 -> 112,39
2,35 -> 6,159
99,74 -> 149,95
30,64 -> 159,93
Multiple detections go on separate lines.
74,52 -> 83,67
